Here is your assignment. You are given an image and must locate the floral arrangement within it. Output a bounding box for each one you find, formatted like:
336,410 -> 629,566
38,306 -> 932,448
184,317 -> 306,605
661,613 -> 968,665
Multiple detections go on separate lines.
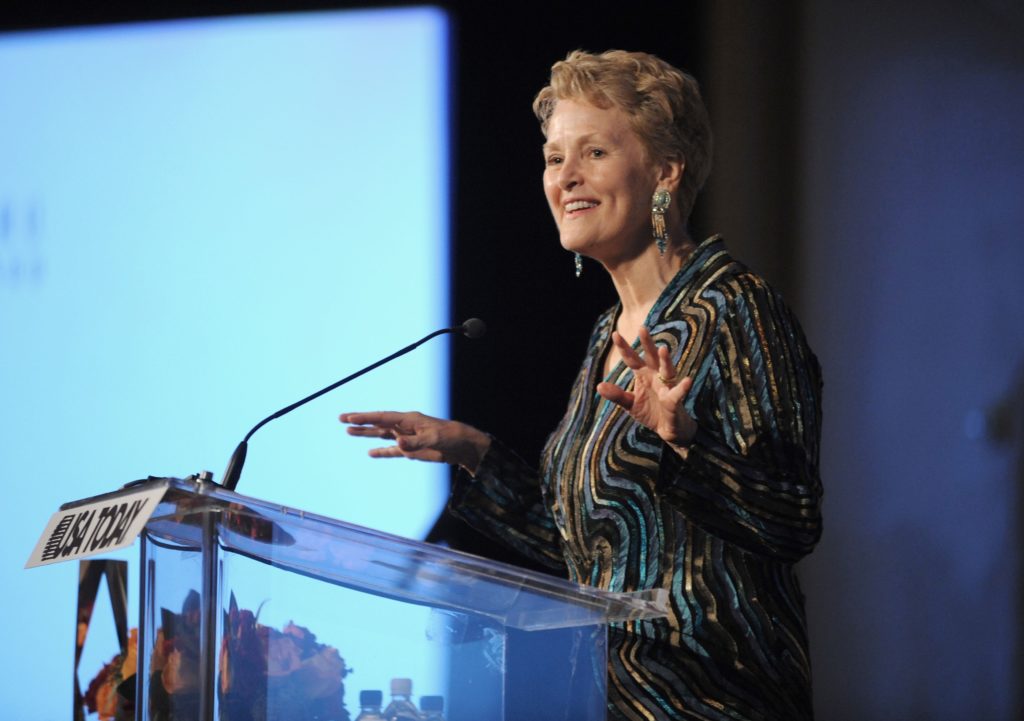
84,628 -> 137,721
217,593 -> 351,721
85,591 -> 350,721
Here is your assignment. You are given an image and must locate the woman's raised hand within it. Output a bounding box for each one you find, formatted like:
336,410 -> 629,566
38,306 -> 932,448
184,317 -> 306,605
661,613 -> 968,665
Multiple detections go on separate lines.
339,411 -> 491,474
596,327 -> 698,450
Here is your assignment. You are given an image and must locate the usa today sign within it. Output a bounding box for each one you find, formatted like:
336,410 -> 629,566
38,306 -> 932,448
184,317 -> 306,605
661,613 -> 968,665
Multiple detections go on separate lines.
25,486 -> 166,568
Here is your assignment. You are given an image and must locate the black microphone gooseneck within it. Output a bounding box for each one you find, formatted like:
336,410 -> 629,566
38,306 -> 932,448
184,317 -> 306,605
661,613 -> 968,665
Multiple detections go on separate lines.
221,318 -> 487,491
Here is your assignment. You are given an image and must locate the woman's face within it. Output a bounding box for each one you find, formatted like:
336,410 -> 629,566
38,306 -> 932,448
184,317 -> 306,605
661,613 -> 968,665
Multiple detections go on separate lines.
542,98 -> 662,265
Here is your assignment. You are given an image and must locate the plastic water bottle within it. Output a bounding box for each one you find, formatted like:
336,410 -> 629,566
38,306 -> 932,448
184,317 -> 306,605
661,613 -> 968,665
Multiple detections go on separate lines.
354,690 -> 386,721
419,695 -> 445,721
384,678 -> 420,721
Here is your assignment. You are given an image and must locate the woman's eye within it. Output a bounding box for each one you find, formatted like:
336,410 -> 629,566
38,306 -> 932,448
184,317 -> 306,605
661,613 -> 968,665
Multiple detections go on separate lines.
546,155 -> 563,166
590,148 -> 606,158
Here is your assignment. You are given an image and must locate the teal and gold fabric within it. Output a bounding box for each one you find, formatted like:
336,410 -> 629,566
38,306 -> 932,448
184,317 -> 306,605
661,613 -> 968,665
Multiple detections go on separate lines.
452,235 -> 823,721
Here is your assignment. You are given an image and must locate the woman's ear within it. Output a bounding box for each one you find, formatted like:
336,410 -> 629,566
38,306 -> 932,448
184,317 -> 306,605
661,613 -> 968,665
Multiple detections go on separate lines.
658,156 -> 685,195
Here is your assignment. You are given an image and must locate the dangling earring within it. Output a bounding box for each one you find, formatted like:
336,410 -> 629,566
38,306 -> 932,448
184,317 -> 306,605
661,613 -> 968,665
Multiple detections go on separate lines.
574,252 -> 583,278
652,188 -> 671,255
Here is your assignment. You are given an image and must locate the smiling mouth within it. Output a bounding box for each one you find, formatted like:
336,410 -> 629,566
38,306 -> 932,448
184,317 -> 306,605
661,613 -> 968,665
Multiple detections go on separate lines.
564,200 -> 599,215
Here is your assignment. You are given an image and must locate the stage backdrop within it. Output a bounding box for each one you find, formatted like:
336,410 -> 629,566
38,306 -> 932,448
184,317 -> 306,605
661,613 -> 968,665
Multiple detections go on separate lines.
0,7 -> 451,718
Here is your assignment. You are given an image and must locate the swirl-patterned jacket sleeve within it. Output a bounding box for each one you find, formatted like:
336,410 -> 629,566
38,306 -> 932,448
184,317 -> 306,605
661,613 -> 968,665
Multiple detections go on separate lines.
660,270 -> 823,562
448,437 -> 567,571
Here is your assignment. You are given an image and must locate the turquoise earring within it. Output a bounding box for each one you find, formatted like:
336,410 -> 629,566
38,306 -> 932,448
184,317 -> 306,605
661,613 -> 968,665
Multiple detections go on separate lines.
652,189 -> 671,255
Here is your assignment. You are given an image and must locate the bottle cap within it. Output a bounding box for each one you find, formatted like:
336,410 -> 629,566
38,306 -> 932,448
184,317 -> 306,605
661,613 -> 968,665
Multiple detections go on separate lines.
390,678 -> 413,696
360,690 -> 383,706
420,695 -> 444,712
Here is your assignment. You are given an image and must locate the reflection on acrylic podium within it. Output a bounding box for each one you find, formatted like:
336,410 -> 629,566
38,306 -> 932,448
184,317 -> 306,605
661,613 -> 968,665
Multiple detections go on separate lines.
74,477 -> 668,721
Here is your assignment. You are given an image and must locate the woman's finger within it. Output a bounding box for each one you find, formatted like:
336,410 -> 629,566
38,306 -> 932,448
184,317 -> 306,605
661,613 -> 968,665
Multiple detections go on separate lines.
597,381 -> 635,411
369,443 -> 443,464
638,328 -> 660,369
612,332 -> 645,370
667,375 -> 694,402
340,411 -> 406,427
345,425 -> 395,439
367,445 -> 405,458
656,345 -> 678,387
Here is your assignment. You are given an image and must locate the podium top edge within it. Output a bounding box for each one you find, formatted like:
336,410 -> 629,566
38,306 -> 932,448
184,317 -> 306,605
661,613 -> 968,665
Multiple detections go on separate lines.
59,476 -> 671,627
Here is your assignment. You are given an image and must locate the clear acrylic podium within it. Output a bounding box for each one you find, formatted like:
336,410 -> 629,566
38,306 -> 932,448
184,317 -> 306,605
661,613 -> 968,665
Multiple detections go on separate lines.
123,476 -> 667,721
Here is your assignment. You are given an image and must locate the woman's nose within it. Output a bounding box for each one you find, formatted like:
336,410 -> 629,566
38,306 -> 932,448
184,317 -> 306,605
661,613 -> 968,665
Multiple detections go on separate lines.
557,161 -> 581,188
559,156 -> 582,189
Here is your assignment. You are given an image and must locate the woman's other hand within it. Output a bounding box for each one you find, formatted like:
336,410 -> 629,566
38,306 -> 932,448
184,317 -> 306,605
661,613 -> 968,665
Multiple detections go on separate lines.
339,411 -> 492,474
597,327 -> 698,452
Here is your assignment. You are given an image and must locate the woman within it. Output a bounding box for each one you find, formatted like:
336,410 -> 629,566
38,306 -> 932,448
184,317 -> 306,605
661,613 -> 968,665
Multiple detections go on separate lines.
341,50 -> 822,721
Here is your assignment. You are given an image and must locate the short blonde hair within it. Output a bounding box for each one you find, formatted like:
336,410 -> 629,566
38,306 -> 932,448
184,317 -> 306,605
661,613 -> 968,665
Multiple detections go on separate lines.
533,49 -> 713,225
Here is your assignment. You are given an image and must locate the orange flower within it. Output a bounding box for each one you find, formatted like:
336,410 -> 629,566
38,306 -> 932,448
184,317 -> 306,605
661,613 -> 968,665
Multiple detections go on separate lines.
94,680 -> 118,720
219,637 -> 232,695
84,662 -> 113,715
282,621 -> 314,645
292,645 -> 346,698
150,629 -> 168,673
265,634 -> 302,677
119,628 -> 138,681
84,629 -> 138,721
162,648 -> 197,694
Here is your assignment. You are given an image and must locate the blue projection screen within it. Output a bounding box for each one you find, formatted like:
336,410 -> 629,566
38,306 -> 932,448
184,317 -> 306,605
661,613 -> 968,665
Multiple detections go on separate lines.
0,8 -> 450,718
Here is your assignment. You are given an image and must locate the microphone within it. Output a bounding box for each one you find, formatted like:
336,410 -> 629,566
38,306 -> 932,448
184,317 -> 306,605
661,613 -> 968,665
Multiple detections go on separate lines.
460,317 -> 487,339
221,318 -> 487,491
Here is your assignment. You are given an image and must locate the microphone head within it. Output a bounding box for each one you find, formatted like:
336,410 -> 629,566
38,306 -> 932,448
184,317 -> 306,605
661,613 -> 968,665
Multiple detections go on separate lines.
460,317 -> 487,339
